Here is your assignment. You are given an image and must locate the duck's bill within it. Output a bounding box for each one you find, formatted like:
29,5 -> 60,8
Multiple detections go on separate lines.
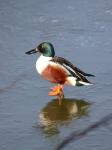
25,48 -> 38,55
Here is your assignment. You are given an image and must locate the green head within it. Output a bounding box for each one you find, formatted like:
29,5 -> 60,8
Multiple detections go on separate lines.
25,42 -> 55,57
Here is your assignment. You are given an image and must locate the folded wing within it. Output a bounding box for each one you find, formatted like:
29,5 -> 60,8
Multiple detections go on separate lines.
50,56 -> 95,84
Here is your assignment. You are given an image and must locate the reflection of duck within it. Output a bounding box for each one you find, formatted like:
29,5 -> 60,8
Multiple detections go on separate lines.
39,98 -> 90,135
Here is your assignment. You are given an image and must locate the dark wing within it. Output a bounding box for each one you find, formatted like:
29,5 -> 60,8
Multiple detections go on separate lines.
50,56 -> 95,83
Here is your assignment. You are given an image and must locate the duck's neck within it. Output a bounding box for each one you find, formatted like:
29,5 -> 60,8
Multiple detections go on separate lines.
37,55 -> 52,62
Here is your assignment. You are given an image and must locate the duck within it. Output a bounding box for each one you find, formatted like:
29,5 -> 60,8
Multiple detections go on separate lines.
25,42 -> 94,105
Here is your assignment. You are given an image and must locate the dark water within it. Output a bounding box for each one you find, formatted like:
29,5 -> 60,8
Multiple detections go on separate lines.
0,0 -> 112,150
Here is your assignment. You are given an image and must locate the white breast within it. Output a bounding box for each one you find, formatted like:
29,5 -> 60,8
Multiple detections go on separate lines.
36,55 -> 52,74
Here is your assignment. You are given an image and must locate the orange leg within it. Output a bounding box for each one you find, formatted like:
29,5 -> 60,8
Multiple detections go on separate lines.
48,84 -> 64,105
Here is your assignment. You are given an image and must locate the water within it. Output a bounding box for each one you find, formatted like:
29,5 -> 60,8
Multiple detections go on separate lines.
0,0 -> 112,150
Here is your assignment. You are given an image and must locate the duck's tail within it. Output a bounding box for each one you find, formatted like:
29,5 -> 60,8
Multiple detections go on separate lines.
78,81 -> 93,85
85,73 -> 95,77
66,76 -> 93,86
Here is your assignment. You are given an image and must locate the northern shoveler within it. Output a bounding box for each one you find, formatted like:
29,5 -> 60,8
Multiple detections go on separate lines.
25,42 -> 94,105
